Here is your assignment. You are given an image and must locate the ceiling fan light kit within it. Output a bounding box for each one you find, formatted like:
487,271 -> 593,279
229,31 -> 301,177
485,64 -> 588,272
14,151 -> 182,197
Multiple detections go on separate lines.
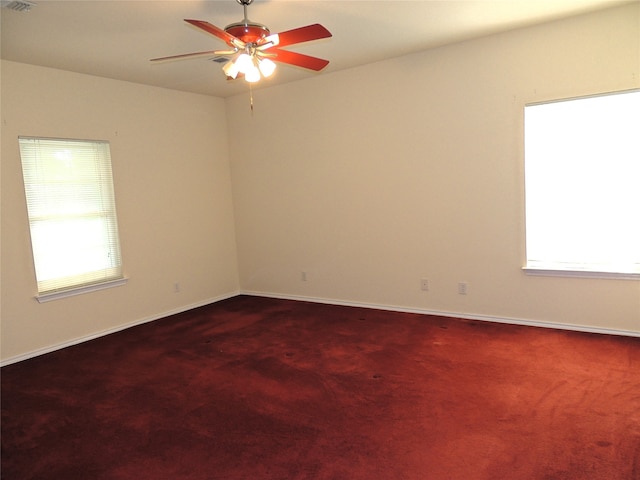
151,0 -> 332,85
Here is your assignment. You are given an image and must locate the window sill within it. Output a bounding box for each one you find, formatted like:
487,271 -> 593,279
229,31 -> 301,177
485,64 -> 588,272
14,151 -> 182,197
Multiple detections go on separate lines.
522,267 -> 639,280
36,277 -> 128,303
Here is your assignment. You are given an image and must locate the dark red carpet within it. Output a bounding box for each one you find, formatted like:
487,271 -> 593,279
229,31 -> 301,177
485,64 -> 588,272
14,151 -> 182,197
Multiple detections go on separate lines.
2,295 -> 639,479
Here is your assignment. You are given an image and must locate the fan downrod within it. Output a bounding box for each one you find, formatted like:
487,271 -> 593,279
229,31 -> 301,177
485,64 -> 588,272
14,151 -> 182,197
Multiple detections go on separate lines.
226,0 -> 269,44
234,0 -> 255,21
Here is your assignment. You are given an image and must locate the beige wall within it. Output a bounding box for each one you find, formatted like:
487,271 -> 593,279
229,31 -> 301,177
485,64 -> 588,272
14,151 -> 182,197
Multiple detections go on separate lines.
227,4 -> 640,332
1,61 -> 240,362
2,4 -> 639,364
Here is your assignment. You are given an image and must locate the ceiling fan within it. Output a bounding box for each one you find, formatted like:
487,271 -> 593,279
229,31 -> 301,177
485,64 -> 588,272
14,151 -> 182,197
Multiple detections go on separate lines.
150,0 -> 332,84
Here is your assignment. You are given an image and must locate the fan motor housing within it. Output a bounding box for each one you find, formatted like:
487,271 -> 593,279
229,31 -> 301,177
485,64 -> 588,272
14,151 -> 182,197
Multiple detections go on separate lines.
225,23 -> 270,43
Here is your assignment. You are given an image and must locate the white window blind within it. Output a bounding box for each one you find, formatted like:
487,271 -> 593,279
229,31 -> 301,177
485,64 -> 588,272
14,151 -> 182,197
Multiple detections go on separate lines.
19,137 -> 124,296
524,90 -> 640,277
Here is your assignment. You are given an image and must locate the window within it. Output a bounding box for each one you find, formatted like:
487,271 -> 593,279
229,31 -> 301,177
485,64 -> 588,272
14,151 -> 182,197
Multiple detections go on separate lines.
524,89 -> 640,278
19,137 -> 125,301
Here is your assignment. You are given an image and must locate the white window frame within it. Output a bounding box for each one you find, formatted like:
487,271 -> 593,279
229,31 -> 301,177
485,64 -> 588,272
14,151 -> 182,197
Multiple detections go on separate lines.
19,136 -> 127,302
522,89 -> 640,280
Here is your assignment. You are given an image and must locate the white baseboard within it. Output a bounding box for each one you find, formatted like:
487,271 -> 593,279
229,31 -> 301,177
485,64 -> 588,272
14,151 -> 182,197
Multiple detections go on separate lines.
4,289 -> 637,367
0,291 -> 240,367
241,290 -> 640,338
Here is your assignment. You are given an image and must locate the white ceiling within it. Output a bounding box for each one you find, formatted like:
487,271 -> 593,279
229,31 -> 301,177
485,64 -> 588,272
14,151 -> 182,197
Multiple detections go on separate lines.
1,0 -> 635,98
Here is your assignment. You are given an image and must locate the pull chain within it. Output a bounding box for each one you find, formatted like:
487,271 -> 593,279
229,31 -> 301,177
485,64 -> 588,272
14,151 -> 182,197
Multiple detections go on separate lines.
249,83 -> 254,115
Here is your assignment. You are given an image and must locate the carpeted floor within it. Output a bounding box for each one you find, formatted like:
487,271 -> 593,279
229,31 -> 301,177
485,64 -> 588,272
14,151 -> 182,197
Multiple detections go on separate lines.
2,295 -> 640,479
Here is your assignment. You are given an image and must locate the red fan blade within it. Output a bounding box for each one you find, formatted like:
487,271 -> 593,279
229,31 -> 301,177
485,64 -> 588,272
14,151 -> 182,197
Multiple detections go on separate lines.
184,19 -> 244,48
270,48 -> 329,71
150,50 -> 221,62
274,23 -> 332,48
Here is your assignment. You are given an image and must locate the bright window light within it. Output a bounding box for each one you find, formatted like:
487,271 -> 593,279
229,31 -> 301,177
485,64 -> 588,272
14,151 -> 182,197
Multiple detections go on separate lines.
19,137 -> 124,297
524,90 -> 640,277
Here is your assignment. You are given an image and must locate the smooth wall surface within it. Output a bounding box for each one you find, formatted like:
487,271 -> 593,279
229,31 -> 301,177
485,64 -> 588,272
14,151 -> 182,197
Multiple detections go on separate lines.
1,61 -> 240,362
2,4 -> 639,364
227,4 -> 640,332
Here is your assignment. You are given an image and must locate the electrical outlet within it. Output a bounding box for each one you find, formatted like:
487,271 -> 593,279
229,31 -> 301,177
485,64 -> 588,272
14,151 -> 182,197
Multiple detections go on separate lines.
301,271 -> 307,282
420,279 -> 429,291
458,281 -> 468,295
174,282 -> 181,293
